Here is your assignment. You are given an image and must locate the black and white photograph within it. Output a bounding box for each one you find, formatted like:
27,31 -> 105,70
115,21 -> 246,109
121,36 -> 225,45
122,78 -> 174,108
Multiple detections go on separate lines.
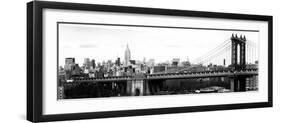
57,22 -> 259,100
24,1 -> 273,122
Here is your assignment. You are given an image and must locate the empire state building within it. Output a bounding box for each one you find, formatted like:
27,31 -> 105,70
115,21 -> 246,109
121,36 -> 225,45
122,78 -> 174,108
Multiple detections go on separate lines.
124,44 -> 131,66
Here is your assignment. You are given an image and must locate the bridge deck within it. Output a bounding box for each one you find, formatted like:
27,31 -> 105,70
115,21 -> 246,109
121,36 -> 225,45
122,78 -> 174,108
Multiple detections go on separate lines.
69,70 -> 258,82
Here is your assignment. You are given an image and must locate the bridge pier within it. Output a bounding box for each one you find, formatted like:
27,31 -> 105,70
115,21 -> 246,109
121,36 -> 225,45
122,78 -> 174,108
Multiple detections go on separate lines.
230,76 -> 246,92
126,79 -> 149,96
230,78 -> 235,92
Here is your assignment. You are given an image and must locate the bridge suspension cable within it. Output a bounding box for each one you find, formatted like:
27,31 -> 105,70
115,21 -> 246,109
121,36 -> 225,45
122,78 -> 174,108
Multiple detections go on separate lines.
192,38 -> 231,66
199,44 -> 231,65
192,36 -> 258,66
246,40 -> 258,64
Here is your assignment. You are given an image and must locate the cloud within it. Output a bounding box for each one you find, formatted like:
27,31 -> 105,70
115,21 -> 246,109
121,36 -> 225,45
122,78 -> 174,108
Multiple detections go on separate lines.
79,45 -> 97,48
165,44 -> 181,48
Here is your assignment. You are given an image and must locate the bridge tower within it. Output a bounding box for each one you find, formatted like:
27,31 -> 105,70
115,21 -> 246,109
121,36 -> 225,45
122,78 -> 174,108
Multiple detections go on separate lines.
231,34 -> 246,70
230,34 -> 247,92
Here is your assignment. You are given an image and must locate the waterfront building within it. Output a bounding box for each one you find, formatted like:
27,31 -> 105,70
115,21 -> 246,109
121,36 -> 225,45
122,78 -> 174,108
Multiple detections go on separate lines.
153,66 -> 166,73
64,58 -> 75,70
72,64 -> 82,75
172,58 -> 180,67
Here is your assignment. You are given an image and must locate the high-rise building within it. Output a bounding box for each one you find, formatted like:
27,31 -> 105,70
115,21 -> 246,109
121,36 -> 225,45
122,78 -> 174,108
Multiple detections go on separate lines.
124,44 -> 131,66
84,58 -> 91,69
115,57 -> 121,66
64,58 -> 75,70
91,59 -> 96,68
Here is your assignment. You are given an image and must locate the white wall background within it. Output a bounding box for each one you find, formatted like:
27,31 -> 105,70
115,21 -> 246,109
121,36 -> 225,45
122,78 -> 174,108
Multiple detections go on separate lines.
0,0 -> 280,123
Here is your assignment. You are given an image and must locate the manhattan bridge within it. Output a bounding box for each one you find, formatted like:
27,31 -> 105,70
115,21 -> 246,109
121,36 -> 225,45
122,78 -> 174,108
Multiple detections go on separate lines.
59,34 -> 259,99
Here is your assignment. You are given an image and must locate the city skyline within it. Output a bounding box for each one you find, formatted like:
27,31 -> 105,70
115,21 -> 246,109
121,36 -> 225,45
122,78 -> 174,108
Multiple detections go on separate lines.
60,43 -> 191,68
58,23 -> 259,67
57,23 -> 259,100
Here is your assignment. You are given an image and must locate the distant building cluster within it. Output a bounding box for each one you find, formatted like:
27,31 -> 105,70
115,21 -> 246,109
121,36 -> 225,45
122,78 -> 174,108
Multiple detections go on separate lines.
59,44 -> 195,81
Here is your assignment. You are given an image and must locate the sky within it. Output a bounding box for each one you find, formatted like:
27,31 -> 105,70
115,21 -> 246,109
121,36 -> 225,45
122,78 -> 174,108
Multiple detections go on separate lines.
58,23 -> 259,66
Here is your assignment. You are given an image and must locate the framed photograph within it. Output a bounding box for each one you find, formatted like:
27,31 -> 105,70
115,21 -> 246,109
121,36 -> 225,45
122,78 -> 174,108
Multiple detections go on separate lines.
27,1 -> 273,122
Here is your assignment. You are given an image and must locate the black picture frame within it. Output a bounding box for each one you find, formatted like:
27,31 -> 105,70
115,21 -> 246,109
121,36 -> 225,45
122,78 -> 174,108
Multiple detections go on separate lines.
27,1 -> 273,122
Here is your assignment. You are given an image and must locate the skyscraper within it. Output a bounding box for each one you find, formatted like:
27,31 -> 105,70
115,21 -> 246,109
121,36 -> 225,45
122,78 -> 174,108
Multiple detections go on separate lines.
124,44 -> 131,66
